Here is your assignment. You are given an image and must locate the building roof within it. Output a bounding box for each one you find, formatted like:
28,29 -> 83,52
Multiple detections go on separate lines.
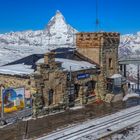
110,74 -> 122,79
0,48 -> 98,76
76,32 -> 120,35
0,64 -> 34,76
37,58 -> 96,72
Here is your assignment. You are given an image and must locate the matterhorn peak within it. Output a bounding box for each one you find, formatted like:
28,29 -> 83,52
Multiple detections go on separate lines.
54,10 -> 65,22
46,10 -> 66,31
55,10 -> 64,19
46,10 -> 77,34
56,10 -> 62,15
0,10 -> 78,66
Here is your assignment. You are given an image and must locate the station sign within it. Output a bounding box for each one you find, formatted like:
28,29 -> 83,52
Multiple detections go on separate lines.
77,73 -> 90,80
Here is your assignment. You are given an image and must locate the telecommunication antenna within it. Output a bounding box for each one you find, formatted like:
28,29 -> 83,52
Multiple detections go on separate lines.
95,0 -> 100,31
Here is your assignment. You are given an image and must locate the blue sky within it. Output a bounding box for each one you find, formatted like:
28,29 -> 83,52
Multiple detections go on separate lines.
0,0 -> 139,34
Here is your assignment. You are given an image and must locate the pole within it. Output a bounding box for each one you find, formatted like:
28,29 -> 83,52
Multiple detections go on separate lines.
96,0 -> 99,31
120,64 -> 122,74
138,65 -> 139,91
1,87 -> 4,118
73,29 -> 75,47
70,66 -> 72,82
124,65 -> 126,77
69,66 -> 72,107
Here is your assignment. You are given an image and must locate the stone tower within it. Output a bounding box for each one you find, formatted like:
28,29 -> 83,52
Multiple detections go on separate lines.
76,32 -> 120,100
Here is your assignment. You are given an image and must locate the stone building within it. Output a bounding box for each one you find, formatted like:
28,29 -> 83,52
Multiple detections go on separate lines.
0,48 -> 99,115
34,50 -> 98,113
0,32 -> 123,115
76,32 -> 121,101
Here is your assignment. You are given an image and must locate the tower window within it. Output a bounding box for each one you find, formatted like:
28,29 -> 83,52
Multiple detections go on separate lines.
48,89 -> 54,105
109,58 -> 113,68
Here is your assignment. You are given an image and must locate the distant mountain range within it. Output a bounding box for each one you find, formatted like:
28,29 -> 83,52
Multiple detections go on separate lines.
0,10 -> 139,80
119,33 -> 140,80
0,11 -> 77,65
0,10 -> 77,48
119,32 -> 140,57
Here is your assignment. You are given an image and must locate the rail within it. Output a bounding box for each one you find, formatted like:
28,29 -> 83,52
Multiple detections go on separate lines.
38,105 -> 140,140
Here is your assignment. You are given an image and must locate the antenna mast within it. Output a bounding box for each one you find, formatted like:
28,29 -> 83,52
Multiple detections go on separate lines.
96,0 -> 99,31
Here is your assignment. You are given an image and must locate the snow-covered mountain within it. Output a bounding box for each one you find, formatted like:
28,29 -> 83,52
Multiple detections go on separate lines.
119,32 -> 140,57
0,10 -> 77,48
0,10 -> 140,80
119,32 -> 140,80
0,10 -> 77,65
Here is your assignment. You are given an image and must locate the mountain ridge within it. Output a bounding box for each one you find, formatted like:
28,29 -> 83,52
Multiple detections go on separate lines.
0,11 -> 140,80
0,10 -> 77,48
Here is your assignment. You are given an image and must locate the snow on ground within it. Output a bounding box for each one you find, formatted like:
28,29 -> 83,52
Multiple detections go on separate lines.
123,93 -> 140,101
37,105 -> 140,140
0,45 -> 49,66
70,106 -> 84,110
108,123 -> 140,140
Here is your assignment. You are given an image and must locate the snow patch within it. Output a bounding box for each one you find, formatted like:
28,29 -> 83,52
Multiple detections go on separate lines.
110,74 -> 122,79
0,64 -> 34,75
123,93 -> 140,101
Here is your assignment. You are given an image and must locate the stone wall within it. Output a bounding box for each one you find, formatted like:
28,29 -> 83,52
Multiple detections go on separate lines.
76,33 -> 101,64
33,52 -> 67,112
77,48 -> 100,64
76,32 -> 120,100
0,74 -> 33,92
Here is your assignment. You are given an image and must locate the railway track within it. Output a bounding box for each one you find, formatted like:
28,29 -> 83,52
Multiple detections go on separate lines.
37,105 -> 140,140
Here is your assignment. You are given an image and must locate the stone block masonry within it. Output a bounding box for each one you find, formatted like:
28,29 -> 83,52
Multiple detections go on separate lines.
76,32 -> 120,100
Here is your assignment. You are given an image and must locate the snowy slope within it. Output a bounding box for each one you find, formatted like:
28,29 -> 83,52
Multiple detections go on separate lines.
0,10 -> 140,79
0,10 -> 77,66
119,32 -> 140,57
119,32 -> 140,79
0,10 -> 77,48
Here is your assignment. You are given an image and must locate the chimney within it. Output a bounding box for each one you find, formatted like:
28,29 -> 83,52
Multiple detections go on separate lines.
44,52 -> 55,66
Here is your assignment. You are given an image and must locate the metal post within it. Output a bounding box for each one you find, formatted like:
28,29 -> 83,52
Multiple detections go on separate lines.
95,0 -> 99,31
120,64 -> 122,74
124,65 -> 126,77
138,65 -> 139,91
1,87 -> 4,118
69,66 -> 72,107
70,66 -> 72,82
